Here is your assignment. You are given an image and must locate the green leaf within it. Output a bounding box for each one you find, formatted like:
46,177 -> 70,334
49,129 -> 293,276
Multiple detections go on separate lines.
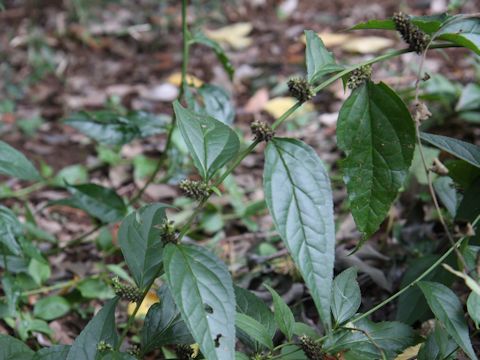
396,255 -> 454,325
457,178 -> 480,224
197,84 -> 235,125
34,345 -> 70,360
418,322 -> 457,360
64,110 -> 168,146
33,295 -> 71,320
467,292 -> 480,326
164,243 -> 236,360
173,101 -> 240,180
235,313 -> 273,349
324,318 -> 415,360
293,322 -> 318,338
52,165 -> 88,186
0,205 -> 23,255
456,83 -> 480,111
337,82 -> 415,239
331,268 -> 361,325
418,281 -> 477,360
421,132 -> 480,169
264,138 -> 335,329
436,15 -> 480,55
77,278 -> 115,300
192,32 -> 235,80
304,30 -> 343,83
0,140 -> 40,181
118,204 -> 168,290
99,352 -> 137,360
234,286 -> 276,351
0,334 -> 34,360
53,183 -> 126,223
141,285 -> 193,353
350,13 -> 450,34
66,297 -> 119,360
264,285 -> 295,341
433,176 -> 457,217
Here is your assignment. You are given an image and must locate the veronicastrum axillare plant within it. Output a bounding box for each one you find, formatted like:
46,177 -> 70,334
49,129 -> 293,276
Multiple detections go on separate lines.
1,2 -> 480,359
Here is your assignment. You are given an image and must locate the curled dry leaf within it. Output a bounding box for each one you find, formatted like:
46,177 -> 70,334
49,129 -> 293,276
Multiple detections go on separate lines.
205,23 -> 253,50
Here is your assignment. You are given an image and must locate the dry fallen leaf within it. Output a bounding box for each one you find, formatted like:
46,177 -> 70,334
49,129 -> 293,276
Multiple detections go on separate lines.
205,22 -> 253,50
127,291 -> 159,318
244,88 -> 269,113
167,72 -> 204,88
263,97 -> 313,118
394,344 -> 422,360
341,36 -> 394,54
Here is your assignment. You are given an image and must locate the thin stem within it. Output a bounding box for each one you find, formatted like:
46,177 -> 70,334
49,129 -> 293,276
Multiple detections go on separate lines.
129,0 -> 189,205
351,215 -> 479,324
412,41 -> 468,270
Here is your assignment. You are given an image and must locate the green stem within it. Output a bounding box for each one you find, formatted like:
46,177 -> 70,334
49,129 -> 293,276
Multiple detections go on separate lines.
129,0 -> 190,205
351,215 -> 480,324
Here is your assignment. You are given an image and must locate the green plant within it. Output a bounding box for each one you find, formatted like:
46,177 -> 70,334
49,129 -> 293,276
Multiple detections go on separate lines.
1,4 -> 480,360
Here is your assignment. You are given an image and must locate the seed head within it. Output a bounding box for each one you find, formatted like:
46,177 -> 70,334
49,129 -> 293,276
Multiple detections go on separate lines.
393,12 -> 430,54
299,335 -> 324,360
127,345 -> 141,359
112,277 -> 143,303
179,179 -> 210,200
175,344 -> 194,360
97,340 -> 113,353
288,77 -> 315,103
159,219 -> 177,244
251,121 -> 275,142
347,65 -> 372,90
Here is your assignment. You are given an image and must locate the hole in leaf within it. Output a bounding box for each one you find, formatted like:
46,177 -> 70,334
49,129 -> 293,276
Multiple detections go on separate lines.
204,304 -> 214,314
214,334 -> 222,348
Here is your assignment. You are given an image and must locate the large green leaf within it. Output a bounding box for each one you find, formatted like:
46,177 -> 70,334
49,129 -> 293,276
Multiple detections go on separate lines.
164,244 -> 236,360
418,281 -> 477,360
0,205 -> 23,255
265,284 -> 295,341
418,322 -> 457,360
235,313 -> 273,350
350,14 -> 450,34
421,132 -> 480,169
33,295 -> 71,321
64,110 -> 168,146
34,345 -> 70,360
192,32 -> 234,80
234,286 -> 276,351
264,138 -> 335,329
337,82 -> 415,239
331,268 -> 361,325
396,255 -> 454,325
0,140 -> 40,181
0,334 -> 34,360
53,183 -> 126,223
118,204 -> 168,290
141,285 -> 193,353
304,30 -> 343,83
467,292 -> 480,326
324,319 -> 415,360
173,101 -> 240,180
436,15 -> 480,55
66,297 -> 119,360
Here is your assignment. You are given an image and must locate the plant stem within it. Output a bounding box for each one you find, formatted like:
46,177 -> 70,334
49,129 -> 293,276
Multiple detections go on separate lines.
351,215 -> 479,324
129,0 -> 190,205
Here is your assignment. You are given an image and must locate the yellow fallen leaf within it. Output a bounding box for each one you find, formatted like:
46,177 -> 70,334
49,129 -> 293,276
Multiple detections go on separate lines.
167,72 -> 203,88
301,32 -> 351,47
263,97 -> 314,119
205,22 -> 253,50
394,343 -> 422,360
341,36 -> 394,54
127,291 -> 159,318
